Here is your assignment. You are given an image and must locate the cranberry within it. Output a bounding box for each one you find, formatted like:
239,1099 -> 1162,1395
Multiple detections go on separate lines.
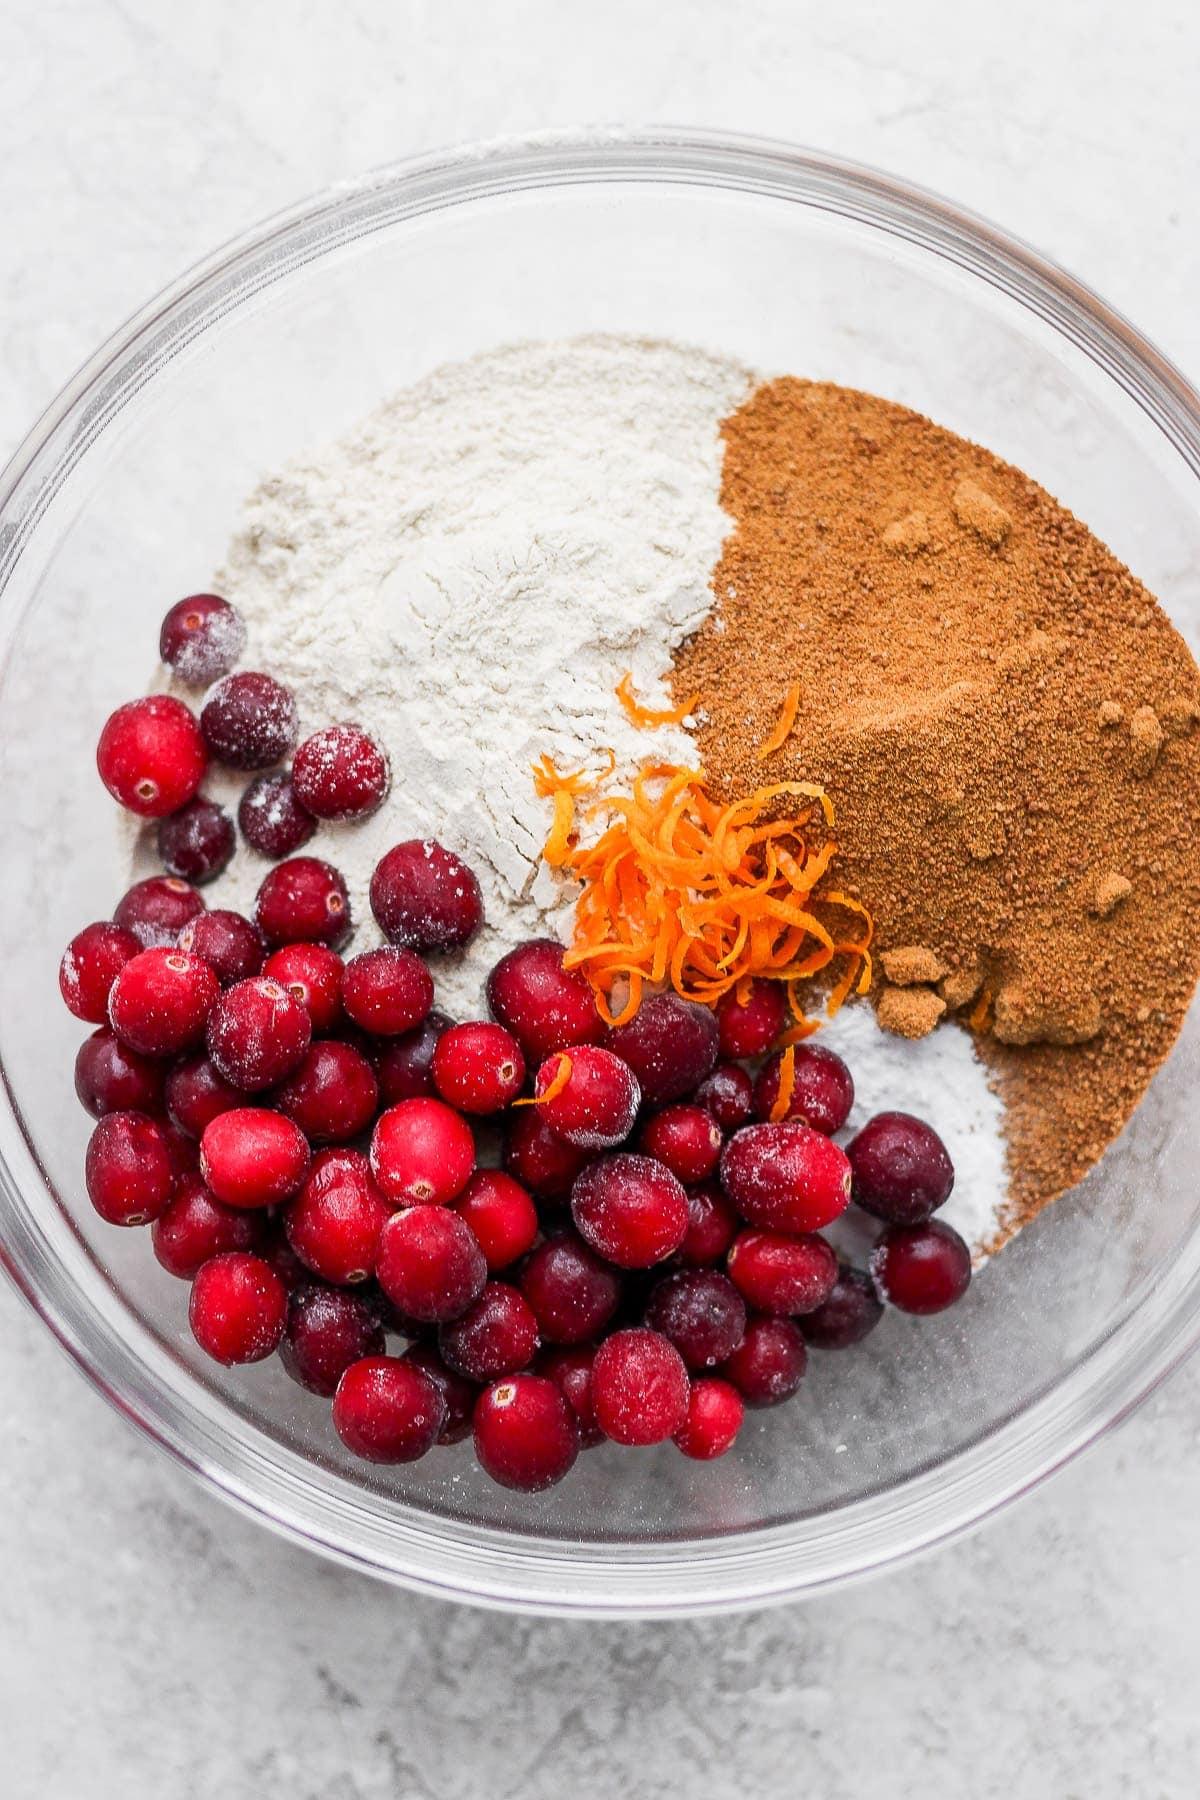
801,1265 -> 884,1348
370,1097 -> 475,1206
75,1027 -> 166,1118
518,1232 -> 622,1344
165,1054 -> 242,1137
755,1043 -> 855,1135
720,1316 -> 807,1408
375,1205 -> 487,1323
644,1269 -> 746,1369
370,840 -> 483,954
150,1177 -> 265,1278
473,1374 -> 580,1491
374,1010 -> 453,1104
205,974 -> 312,1092
256,856 -> 351,949
285,1149 -> 391,1285
159,592 -> 246,685
503,1109 -> 589,1201
200,670 -> 298,770
571,1152 -> 690,1269
199,1107 -> 310,1208
605,992 -> 719,1105
673,1377 -> 745,1460
529,1045 -> 639,1149
85,1110 -> 173,1225
292,725 -> 389,822
161,1118 -> 202,1189
716,980 -> 787,1059
341,947 -> 433,1039
261,943 -> 343,1033
332,1356 -> 444,1462
400,1342 -> 478,1444
727,1229 -> 839,1317
114,875 -> 205,949
847,1112 -> 955,1224
97,695 -> 207,817
259,1222 -> 309,1292
536,1346 -> 604,1448
60,921 -> 141,1022
453,1170 -> 538,1271
486,938 -> 604,1064
108,948 -> 219,1057
439,1281 -> 539,1382
189,1251 -> 287,1364
429,1022 -> 524,1115
592,1328 -> 689,1446
279,1284 -> 387,1396
871,1220 -> 972,1314
272,1040 -> 379,1144
177,910 -> 266,987
692,1063 -> 755,1133
238,771 -> 316,859
678,1181 -> 741,1268
720,1121 -> 851,1233
638,1104 -> 722,1183
157,797 -> 235,885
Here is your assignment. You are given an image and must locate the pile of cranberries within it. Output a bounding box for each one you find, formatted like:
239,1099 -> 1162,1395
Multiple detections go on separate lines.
62,591 -> 973,1493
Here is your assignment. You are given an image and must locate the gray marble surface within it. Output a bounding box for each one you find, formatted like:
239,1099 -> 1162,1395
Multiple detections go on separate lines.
4,3 -> 1200,1794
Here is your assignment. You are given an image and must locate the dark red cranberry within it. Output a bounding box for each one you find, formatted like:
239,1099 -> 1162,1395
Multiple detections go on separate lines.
157,797 -> 235,885
638,1104 -> 723,1183
720,1316 -> 807,1408
801,1265 -> 884,1349
503,1109 -> 589,1201
571,1152 -> 690,1269
370,840 -> 483,954
60,921 -> 141,1023
259,1222 -> 309,1292
238,771 -> 316,859
261,943 -> 343,1033
108,948 -> 219,1057
727,1229 -> 839,1316
374,1010 -> 452,1105
431,1022 -> 526,1115
189,1251 -> 288,1364
177,910 -> 266,986
97,695 -> 208,817
486,938 -> 604,1064
400,1342 -> 478,1444
341,947 -> 433,1038
536,1345 -> 604,1448
332,1356 -> 445,1462
114,875 -> 205,949
292,725 -> 389,822
605,992 -> 719,1105
279,1284 -> 387,1396
473,1374 -> 580,1491
674,1377 -> 745,1460
871,1220 -> 972,1314
255,857 -> 351,949
720,1122 -> 852,1232
150,1177 -> 265,1278
200,1107 -> 311,1208
272,1040 -> 379,1144
518,1232 -> 622,1345
453,1170 -> 538,1272
161,1118 -> 202,1189
158,593 -> 246,686
75,1027 -> 166,1118
370,1097 -> 475,1206
692,1063 -> 755,1133
678,1182 -> 741,1268
439,1281 -> 539,1382
529,1045 -> 639,1149
755,1043 -> 855,1135
205,975 -> 311,1091
716,980 -> 787,1059
85,1111 -> 173,1225
847,1112 -> 955,1224
286,1150 -> 391,1285
165,1054 -> 242,1137
375,1205 -> 487,1323
592,1327 -> 689,1445
200,670 -> 298,770
644,1269 -> 746,1369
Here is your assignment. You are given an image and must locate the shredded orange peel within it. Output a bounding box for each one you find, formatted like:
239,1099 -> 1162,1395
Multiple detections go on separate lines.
615,671 -> 698,729
768,1045 -> 797,1122
757,681 -> 801,761
513,1051 -> 573,1107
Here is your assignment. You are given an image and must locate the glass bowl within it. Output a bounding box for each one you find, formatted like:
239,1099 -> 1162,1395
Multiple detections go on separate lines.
2,129 -> 1199,1616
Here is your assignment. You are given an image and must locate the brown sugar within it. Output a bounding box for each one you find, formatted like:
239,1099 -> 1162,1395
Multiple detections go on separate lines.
673,377 -> 1200,1247
877,986 -> 946,1040
880,945 -> 946,986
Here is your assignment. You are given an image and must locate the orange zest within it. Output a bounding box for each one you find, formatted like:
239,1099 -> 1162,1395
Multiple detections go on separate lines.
756,681 -> 800,760
531,752 -> 616,869
615,672 -> 698,729
513,1051 -> 573,1107
768,1044 -> 797,1121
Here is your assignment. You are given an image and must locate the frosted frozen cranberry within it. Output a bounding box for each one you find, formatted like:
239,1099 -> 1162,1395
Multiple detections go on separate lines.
261,942 -> 343,1033
847,1112 -> 955,1224
108,948 -> 219,1057
692,1063 -> 755,1133
452,1170 -> 538,1271
161,1118 -> 202,1190
727,1229 -> 838,1316
97,695 -> 208,818
341,947 -> 433,1038
205,975 -> 311,1091
871,1220 -> 972,1314
150,1177 -> 265,1278
716,980 -> 787,1059
754,1043 -> 855,1136
237,771 -> 316,859
370,840 -> 483,953
272,1040 -> 379,1144
373,1010 -> 451,1105
439,1281 -> 539,1382
535,1345 -> 604,1448
370,1097 -> 475,1206
177,910 -> 266,987
114,875 -> 205,949
292,725 -> 389,822
605,992 -> 719,1105
674,1377 -> 745,1460
503,1109 -> 589,1201
332,1356 -> 445,1463
638,1104 -> 723,1183
165,1053 -> 242,1137
720,1121 -> 852,1233
473,1374 -> 580,1491
159,592 -> 246,686
279,1284 -> 387,1396
518,1232 -> 622,1344
678,1182 -> 740,1268
286,1149 -> 391,1285
430,1022 -> 526,1115
801,1265 -> 884,1348
375,1205 -> 487,1323
189,1251 -> 287,1364
60,921 -> 141,1022
530,1045 -> 639,1149
255,856 -> 351,949
258,1221 -> 309,1292
644,1269 -> 747,1369
75,1027 -> 166,1118
486,938 -> 604,1064
85,1111 -> 173,1225
400,1342 -> 479,1444
200,670 -> 298,770
592,1328 -> 690,1446
571,1152 -> 690,1269
720,1316 -> 807,1408
199,1107 -> 311,1208
157,797 -> 235,885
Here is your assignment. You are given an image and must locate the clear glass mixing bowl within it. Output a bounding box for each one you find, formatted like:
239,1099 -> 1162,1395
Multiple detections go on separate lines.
2,130 -> 1199,1616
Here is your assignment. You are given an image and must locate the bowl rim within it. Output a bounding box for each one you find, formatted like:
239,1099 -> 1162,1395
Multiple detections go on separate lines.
3,125 -> 1200,1616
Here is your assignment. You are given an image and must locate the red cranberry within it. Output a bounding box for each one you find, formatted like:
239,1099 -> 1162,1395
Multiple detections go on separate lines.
692,1063 -> 755,1133
159,593 -> 246,686
114,875 -> 206,949
150,1177 -> 265,1278
503,1109 -> 589,1201
678,1181 -> 741,1268
638,1104 -> 722,1183
205,975 -> 311,1091
529,1045 -> 639,1149
279,1284 -> 387,1396
199,1107 -> 311,1208
374,1010 -> 453,1105
673,1377 -> 745,1460
189,1251 -> 288,1364
518,1232 -> 622,1344
375,1205 -> 487,1323
370,1097 -> 475,1206
592,1327 -> 689,1445
292,725 -> 389,822
341,947 -> 433,1039
453,1171 -> 538,1272
286,1149 -> 391,1284
536,1345 -> 604,1448
716,980 -> 787,1059
431,1022 -> 526,1115
439,1281 -> 539,1382
720,1316 -> 807,1408
261,943 -> 343,1033
272,1040 -> 379,1144
97,695 -> 207,817
801,1265 -> 884,1349
161,1118 -> 202,1189
157,798 -> 235,885
332,1356 -> 445,1462
259,1222 -> 309,1292
847,1112 -> 955,1224
486,938 -> 604,1063
605,992 -> 719,1105
720,1122 -> 852,1233
177,910 -> 266,986
75,1027 -> 166,1118
238,771 -> 316,859
165,1054 -> 242,1137
200,670 -> 298,770
60,921 -> 141,1023
473,1374 -> 580,1491
727,1229 -> 839,1316
644,1269 -> 746,1369
256,857 -> 351,949
755,1043 -> 855,1135
370,840 -> 483,954
571,1152 -> 690,1269
85,1111 -> 173,1225
400,1342 -> 478,1444
871,1220 -> 972,1314
108,948 -> 219,1057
